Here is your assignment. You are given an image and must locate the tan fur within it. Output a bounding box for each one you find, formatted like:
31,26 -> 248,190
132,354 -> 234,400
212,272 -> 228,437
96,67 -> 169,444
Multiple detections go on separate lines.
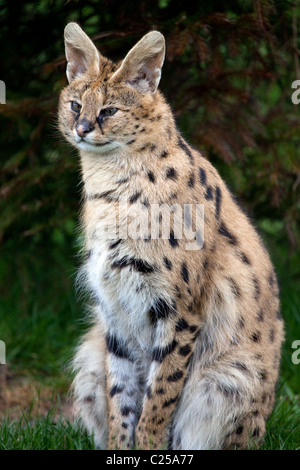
59,24 -> 284,450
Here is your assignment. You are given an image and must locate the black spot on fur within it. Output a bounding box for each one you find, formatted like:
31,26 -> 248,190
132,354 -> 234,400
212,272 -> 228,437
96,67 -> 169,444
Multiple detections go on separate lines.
167,370 -> 183,382
178,137 -> 194,164
251,331 -> 261,343
163,256 -> 172,270
152,340 -> 178,363
215,186 -> 222,219
129,191 -> 142,204
189,325 -> 197,333
179,344 -> 191,356
269,328 -> 275,343
169,231 -> 179,248
233,362 -> 248,372
110,384 -> 124,397
112,256 -> 155,273
146,386 -> 152,399
121,406 -> 135,417
199,168 -> 207,186
228,277 -> 241,298
166,167 -> 177,180
106,334 -> 132,361
175,285 -> 181,298
240,252 -> 251,265
188,172 -> 195,187
175,318 -> 189,332
88,190 -> 116,202
181,262 -> 189,284
109,239 -> 122,249
236,426 -> 244,435
160,150 -> 168,158
253,277 -> 261,300
162,395 -> 179,408
149,298 -> 172,324
257,309 -> 264,322
122,422 -> 128,429
218,222 -> 238,245
205,186 -> 213,200
147,170 -> 155,183
203,258 -> 209,270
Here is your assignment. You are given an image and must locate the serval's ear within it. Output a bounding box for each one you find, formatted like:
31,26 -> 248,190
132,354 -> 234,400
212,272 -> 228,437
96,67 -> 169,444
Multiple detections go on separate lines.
110,31 -> 165,94
64,23 -> 100,83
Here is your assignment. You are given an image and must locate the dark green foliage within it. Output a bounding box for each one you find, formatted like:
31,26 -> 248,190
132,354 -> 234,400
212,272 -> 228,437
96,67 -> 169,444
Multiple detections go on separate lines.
0,0 -> 299,450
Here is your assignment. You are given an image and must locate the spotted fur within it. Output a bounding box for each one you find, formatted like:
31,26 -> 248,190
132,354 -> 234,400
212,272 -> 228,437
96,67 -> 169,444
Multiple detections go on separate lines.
59,23 -> 284,450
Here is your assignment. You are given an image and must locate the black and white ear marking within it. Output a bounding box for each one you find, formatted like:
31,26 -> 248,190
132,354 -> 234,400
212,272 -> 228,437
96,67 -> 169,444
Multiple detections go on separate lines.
110,31 -> 165,94
64,22 -> 100,83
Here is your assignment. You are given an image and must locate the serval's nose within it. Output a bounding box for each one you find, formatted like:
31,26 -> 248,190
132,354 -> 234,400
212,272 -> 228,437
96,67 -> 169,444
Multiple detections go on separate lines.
76,118 -> 95,138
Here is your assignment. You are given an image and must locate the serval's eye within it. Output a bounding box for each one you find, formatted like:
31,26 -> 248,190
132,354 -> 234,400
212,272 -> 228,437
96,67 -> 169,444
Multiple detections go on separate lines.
100,107 -> 118,117
71,101 -> 82,112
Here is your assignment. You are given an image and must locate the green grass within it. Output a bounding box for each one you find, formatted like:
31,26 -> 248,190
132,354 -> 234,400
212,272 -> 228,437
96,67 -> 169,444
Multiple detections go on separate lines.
259,391 -> 300,450
0,411 -> 94,450
0,391 -> 299,450
0,223 -> 299,450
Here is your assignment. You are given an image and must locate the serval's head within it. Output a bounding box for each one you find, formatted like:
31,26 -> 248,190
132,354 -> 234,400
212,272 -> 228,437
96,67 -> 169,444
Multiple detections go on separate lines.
58,23 -> 167,155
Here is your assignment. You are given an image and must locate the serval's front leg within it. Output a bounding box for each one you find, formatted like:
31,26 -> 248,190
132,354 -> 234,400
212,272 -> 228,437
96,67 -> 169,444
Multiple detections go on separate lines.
135,309 -> 201,450
105,332 -> 141,450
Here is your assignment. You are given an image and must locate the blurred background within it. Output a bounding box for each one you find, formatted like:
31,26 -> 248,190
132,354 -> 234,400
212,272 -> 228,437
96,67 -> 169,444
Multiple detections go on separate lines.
0,0 -> 299,449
